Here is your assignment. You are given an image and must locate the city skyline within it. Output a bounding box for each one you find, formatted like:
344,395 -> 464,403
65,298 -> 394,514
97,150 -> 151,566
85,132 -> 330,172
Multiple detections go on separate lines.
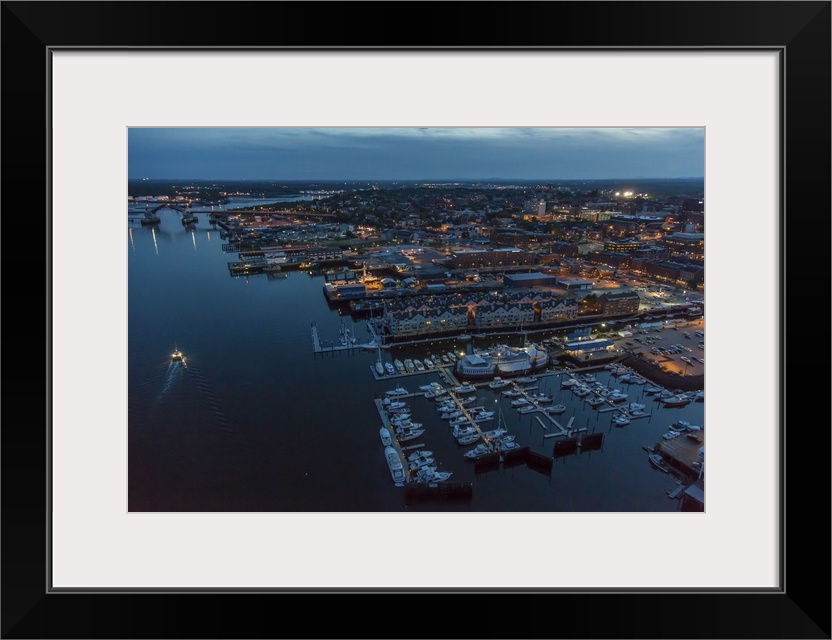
128,127 -> 705,181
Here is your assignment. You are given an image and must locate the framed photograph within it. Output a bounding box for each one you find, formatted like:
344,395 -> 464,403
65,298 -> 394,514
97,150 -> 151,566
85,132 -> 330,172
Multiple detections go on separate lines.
4,1 -> 829,637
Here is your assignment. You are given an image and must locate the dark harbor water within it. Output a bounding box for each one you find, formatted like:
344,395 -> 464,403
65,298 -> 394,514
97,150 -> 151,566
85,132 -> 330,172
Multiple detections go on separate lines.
128,212 -> 704,512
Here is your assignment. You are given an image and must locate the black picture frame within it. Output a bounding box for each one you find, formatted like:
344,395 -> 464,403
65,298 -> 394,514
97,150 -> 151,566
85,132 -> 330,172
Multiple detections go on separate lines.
3,1 -> 829,638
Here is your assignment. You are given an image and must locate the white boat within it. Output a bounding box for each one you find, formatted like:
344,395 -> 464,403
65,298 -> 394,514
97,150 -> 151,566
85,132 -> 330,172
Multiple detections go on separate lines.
408,449 -> 433,462
613,415 -> 630,427
385,446 -> 405,484
562,378 -> 579,388
456,433 -> 481,445
627,402 -> 646,412
662,395 -> 691,407
453,425 -> 478,438
586,396 -> 605,407
516,376 -> 537,385
441,411 -> 464,420
414,359 -> 426,372
380,428 -> 392,446
511,398 -> 530,408
394,419 -> 422,430
546,404 -> 566,414
649,453 -> 670,473
464,443 -> 496,459
473,409 -> 495,419
528,393 -> 553,404
472,413 -> 494,423
518,405 -> 537,414
394,359 -> 405,373
497,440 -> 523,452
644,385 -> 663,395
383,399 -> 407,410
446,352 -> 458,362
488,377 -> 511,389
375,361 -> 385,376
404,359 -> 415,373
573,386 -> 592,398
458,333 -> 472,341
397,427 -> 425,442
482,428 -> 507,440
450,416 -> 472,427
502,389 -> 522,397
424,388 -> 447,399
409,456 -> 435,470
415,467 -> 453,483
608,391 -> 628,403
424,358 -> 435,369
385,386 -> 409,397
384,362 -> 396,375
419,382 -> 443,392
454,383 -> 477,394
440,354 -> 451,364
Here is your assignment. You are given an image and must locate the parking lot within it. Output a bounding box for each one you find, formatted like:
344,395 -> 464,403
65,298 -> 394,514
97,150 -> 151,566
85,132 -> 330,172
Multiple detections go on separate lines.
619,317 -> 705,377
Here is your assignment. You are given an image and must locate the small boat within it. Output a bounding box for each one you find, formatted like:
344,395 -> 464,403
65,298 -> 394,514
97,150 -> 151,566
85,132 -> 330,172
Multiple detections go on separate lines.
404,359 -> 416,373
408,450 -> 433,463
488,377 -> 511,389
419,382 -> 443,392
441,355 -> 451,365
648,453 -> 670,473
414,467 -> 453,483
528,393 -> 553,404
171,348 -> 184,362
586,396 -> 605,408
456,433 -> 481,445
384,362 -> 396,375
613,415 -> 630,427
394,419 -> 422,430
452,425 -> 477,438
385,446 -> 406,484
516,376 -> 537,385
385,386 -> 409,397
397,428 -> 425,442
458,333 -> 472,341
394,359 -> 405,373
375,362 -> 385,376
482,428 -> 508,440
383,399 -> 407,410
496,439 -> 523,451
573,387 -> 592,398
662,432 -> 681,440
409,456 -> 435,471
662,395 -> 691,407
511,398 -> 530,408
627,402 -> 646,413
518,405 -> 537,414
380,427 -> 392,446
608,391 -> 628,403
414,359 -> 426,372
454,384 -> 477,394
546,404 -> 566,414
446,352 -> 458,362
424,388 -> 447,399
562,378 -> 578,388
424,358 -> 435,369
644,385 -> 663,395
450,416 -> 473,427
464,443 -> 495,459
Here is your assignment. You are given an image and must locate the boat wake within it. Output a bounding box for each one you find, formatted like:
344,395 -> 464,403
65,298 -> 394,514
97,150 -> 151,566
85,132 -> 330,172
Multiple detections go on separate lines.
185,362 -> 234,437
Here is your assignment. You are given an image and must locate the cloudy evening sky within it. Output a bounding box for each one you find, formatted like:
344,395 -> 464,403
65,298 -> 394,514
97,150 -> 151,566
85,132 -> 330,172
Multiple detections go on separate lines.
128,127 -> 704,181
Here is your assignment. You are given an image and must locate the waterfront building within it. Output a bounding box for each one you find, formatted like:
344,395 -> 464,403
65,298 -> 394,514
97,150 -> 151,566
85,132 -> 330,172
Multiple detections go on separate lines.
503,272 -> 558,288
598,291 -> 640,316
449,247 -> 537,269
